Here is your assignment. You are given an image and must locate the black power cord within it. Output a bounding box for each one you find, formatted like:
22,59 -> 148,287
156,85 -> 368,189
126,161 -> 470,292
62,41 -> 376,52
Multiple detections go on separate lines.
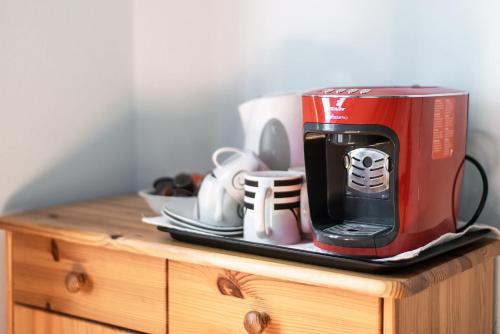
456,155 -> 489,232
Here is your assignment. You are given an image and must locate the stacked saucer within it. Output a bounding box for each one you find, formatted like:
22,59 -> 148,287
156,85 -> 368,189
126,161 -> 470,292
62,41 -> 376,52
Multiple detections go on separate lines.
161,197 -> 243,237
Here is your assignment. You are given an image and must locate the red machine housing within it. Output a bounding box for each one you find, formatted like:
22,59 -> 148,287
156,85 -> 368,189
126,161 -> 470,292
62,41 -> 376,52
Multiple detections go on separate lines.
302,86 -> 468,257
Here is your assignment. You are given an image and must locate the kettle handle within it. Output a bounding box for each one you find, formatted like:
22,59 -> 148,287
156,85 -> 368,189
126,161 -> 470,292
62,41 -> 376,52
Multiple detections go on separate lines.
212,147 -> 246,169
454,155 -> 488,232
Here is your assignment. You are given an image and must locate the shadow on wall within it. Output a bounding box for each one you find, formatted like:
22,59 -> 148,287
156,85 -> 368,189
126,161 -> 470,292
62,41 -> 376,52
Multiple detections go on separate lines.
134,87 -> 246,189
2,110 -> 135,214
134,37 -> 400,189
460,128 -> 500,226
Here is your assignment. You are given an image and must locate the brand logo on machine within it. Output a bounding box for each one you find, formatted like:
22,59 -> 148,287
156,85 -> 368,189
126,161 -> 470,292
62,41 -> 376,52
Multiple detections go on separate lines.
323,97 -> 348,121
330,98 -> 346,112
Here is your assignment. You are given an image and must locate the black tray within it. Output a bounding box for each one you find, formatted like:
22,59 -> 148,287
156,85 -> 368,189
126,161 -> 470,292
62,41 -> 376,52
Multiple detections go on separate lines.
158,225 -> 491,273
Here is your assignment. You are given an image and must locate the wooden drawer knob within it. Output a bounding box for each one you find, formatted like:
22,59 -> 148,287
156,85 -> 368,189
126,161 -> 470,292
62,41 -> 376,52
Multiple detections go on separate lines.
243,311 -> 270,334
65,272 -> 86,293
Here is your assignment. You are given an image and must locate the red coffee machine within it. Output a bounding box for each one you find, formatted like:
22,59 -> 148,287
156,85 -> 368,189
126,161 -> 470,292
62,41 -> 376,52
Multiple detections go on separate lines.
302,86 -> 486,258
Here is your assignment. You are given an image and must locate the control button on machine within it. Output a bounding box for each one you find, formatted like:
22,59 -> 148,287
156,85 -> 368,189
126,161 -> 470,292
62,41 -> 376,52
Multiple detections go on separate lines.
362,156 -> 373,168
335,88 -> 347,94
359,89 -> 371,94
323,88 -> 335,94
347,89 -> 359,94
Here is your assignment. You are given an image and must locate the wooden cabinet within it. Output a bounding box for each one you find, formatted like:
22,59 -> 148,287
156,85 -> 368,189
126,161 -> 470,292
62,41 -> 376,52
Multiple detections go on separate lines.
170,261 -> 381,334
12,233 -> 166,333
14,305 -> 133,334
0,195 -> 498,334
383,260 -> 494,333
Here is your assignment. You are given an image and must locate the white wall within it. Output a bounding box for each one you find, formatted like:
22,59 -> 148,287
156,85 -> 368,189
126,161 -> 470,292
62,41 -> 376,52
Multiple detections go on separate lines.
0,1 -> 134,332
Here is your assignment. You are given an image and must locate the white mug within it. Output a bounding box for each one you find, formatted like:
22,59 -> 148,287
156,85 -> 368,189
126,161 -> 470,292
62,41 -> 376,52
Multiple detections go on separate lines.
243,171 -> 302,245
196,174 -> 243,227
288,166 -> 312,237
212,147 -> 267,204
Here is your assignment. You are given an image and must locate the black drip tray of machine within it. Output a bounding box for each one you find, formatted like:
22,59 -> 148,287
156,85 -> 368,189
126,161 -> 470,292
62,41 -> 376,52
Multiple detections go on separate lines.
323,222 -> 392,236
157,225 -> 492,274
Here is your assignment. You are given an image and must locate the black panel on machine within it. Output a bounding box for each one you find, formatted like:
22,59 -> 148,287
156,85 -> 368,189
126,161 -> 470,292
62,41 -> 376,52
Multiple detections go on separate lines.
304,123 -> 399,249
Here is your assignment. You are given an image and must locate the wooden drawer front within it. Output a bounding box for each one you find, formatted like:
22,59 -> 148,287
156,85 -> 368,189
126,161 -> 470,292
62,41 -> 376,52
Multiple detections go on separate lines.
12,233 -> 166,334
14,304 -> 134,334
170,261 -> 381,334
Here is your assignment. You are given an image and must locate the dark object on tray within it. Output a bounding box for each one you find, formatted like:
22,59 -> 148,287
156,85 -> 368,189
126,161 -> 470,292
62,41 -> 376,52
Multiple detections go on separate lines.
152,172 -> 203,196
157,225 -> 490,274
173,173 -> 195,192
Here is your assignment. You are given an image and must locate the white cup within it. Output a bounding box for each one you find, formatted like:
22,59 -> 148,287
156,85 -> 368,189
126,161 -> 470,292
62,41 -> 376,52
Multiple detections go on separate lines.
197,174 -> 243,227
212,147 -> 268,204
288,166 -> 312,237
243,171 -> 302,245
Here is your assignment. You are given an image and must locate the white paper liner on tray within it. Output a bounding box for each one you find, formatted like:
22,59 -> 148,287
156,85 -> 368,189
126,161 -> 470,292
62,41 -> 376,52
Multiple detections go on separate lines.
374,223 -> 499,261
142,216 -> 498,262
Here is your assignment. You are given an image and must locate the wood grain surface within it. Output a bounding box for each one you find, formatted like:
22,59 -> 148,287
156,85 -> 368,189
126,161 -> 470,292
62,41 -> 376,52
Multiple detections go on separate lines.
169,261 -> 382,334
5,231 -> 13,334
0,195 -> 498,298
12,233 -> 166,334
14,305 -> 134,334
384,258 -> 494,333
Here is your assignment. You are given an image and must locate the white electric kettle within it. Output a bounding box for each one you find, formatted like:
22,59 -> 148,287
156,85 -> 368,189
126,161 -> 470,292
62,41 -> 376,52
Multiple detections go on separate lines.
238,93 -> 304,170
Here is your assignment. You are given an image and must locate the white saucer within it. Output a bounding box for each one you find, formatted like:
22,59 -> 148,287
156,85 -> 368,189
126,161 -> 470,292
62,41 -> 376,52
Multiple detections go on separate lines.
163,210 -> 243,232
142,216 -> 238,237
166,215 -> 243,237
161,197 -> 243,232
